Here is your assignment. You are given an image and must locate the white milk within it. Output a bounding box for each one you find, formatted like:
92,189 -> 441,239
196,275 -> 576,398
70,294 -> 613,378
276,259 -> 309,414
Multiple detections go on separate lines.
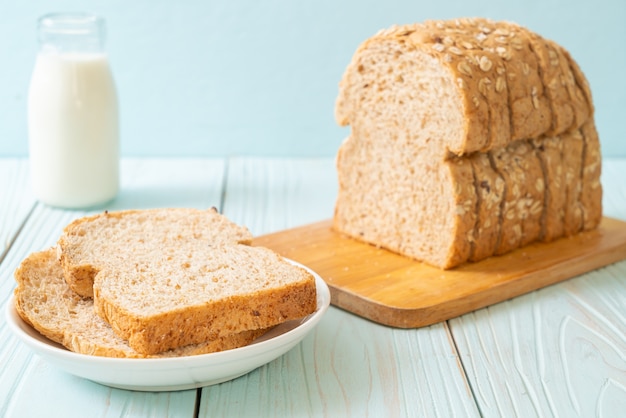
28,51 -> 119,208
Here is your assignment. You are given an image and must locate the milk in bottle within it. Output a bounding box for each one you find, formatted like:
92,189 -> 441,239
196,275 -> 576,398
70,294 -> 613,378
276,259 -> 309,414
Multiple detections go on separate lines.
28,13 -> 119,208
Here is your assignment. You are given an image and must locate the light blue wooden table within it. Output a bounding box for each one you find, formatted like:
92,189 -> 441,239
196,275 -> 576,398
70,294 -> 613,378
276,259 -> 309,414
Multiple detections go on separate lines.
1,157 -> 625,417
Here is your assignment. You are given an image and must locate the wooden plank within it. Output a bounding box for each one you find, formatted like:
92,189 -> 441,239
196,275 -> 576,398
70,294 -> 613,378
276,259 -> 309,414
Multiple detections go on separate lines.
253,217 -> 626,328
200,307 -> 479,417
0,159 -> 35,259
109,158 -> 227,211
0,158 -> 226,417
221,157 -> 337,235
201,157 -> 480,417
450,261 -> 626,417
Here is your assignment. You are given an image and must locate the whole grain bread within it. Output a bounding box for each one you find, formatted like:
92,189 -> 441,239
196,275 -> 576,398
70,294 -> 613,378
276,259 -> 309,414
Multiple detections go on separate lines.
333,18 -> 602,269
58,207 -> 253,298
92,243 -> 317,355
14,249 -> 268,358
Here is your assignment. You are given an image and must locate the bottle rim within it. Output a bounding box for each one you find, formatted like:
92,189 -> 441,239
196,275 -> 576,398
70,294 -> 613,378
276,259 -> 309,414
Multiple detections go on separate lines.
38,13 -> 105,36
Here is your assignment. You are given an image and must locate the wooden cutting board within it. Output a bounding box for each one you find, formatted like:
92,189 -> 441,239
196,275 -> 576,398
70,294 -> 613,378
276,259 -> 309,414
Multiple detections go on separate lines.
253,217 -> 626,328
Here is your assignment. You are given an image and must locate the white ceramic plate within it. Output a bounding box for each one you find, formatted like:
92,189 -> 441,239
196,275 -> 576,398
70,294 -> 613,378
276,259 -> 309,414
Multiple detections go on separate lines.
5,260 -> 330,392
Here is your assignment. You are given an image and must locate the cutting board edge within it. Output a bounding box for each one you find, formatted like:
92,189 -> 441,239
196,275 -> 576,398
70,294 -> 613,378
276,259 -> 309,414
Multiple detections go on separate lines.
327,238 -> 626,328
254,217 -> 626,328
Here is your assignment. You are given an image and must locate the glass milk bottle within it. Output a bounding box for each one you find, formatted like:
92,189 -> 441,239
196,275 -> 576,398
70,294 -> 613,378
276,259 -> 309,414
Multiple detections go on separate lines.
28,13 -> 119,208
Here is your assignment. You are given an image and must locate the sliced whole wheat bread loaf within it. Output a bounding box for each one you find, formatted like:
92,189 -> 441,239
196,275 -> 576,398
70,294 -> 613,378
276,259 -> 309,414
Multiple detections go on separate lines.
58,207 -> 253,298
334,18 -> 602,269
14,249 -> 268,358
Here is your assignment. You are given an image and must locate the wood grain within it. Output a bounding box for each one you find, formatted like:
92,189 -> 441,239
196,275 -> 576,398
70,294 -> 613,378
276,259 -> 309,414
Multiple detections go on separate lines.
450,261 -> 626,417
253,217 -> 626,328
0,159 -> 35,261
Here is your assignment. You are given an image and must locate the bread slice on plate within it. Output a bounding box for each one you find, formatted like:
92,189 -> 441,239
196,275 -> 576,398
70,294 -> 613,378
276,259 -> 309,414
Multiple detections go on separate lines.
57,207 -> 253,298
93,243 -> 317,355
14,249 -> 267,358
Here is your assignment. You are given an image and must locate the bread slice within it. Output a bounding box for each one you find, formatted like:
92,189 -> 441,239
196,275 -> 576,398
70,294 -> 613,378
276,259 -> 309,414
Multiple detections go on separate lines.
564,48 -> 594,115
419,18 -> 506,152
468,152 -> 505,261
93,243 -> 317,355
58,207 -> 253,298
545,39 -> 590,130
527,31 -> 576,136
580,120 -> 603,230
490,140 -> 545,254
562,129 -> 585,236
14,249 -> 267,358
333,18 -> 602,269
532,135 -> 566,241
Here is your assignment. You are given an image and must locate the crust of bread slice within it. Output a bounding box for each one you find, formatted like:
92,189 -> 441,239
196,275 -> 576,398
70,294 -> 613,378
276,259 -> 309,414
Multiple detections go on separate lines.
532,136 -> 566,242
489,140 -> 544,255
562,129 -> 585,236
563,48 -> 594,115
580,120 -> 603,231
93,244 -> 317,355
14,249 -> 267,358
472,19 -> 551,144
528,32 -> 576,136
58,207 -> 253,298
545,39 -> 590,129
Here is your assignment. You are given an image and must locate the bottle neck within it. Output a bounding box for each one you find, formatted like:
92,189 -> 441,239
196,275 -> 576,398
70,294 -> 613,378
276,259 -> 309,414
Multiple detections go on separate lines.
38,13 -> 106,54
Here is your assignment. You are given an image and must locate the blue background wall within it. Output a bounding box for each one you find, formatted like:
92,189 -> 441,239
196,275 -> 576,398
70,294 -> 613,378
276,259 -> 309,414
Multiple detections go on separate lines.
1,0 -> 624,157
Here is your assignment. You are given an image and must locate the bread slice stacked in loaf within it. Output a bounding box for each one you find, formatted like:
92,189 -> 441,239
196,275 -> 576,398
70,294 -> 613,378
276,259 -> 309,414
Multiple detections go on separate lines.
333,18 -> 602,269
14,208 -> 317,357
